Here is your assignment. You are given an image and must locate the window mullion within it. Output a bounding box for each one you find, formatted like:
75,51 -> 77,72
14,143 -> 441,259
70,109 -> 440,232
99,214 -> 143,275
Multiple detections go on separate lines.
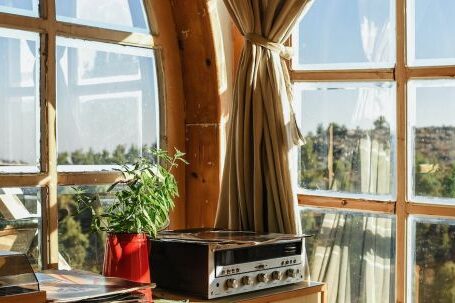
407,65 -> 455,78
0,174 -> 48,187
0,12 -> 45,32
57,172 -> 122,186
395,0 -> 408,302
55,22 -> 154,48
142,0 -> 159,36
41,0 -> 59,270
298,194 -> 396,214
290,69 -> 395,82
407,203 -> 455,217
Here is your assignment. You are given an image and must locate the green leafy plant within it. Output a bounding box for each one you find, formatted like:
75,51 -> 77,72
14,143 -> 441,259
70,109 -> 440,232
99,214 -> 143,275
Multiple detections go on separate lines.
74,148 -> 187,238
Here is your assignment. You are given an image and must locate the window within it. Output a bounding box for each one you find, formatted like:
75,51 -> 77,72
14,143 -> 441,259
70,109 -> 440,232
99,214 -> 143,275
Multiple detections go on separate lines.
301,207 -> 396,303
407,0 -> 455,66
293,0 -> 455,302
0,0 -> 38,17
0,1 -> 159,270
0,28 -> 40,173
58,185 -> 113,272
408,80 -> 455,205
55,0 -> 149,33
293,0 -> 395,70
56,38 -> 159,171
0,187 -> 41,268
295,82 -> 396,200
408,216 -> 455,303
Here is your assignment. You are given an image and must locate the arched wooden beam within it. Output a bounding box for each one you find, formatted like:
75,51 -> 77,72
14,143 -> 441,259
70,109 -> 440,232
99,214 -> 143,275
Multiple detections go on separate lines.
150,0 -> 187,229
170,0 -> 228,228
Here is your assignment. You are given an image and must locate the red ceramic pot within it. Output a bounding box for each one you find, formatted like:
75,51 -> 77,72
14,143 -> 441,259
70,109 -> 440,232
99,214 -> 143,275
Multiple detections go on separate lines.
103,233 -> 151,283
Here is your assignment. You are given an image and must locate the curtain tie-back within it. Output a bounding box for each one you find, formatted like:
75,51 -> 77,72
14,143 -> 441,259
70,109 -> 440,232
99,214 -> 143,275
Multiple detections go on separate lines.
245,33 -> 293,60
244,32 -> 305,147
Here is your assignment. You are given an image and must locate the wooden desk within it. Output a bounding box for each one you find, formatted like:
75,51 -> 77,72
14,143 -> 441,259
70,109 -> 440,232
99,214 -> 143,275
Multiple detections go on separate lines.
154,282 -> 326,303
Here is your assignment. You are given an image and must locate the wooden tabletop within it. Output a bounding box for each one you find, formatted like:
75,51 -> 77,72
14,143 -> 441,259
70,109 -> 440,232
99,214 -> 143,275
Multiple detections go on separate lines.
153,281 -> 326,303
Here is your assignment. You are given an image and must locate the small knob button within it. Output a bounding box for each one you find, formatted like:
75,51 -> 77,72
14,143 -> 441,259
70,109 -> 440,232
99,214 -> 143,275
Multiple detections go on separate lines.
257,273 -> 269,283
241,276 -> 254,286
286,268 -> 296,278
225,278 -> 239,289
271,271 -> 283,281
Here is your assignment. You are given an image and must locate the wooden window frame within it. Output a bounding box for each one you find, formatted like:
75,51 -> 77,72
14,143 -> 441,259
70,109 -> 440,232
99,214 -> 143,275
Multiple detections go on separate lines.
290,0 -> 455,302
0,0 -> 170,269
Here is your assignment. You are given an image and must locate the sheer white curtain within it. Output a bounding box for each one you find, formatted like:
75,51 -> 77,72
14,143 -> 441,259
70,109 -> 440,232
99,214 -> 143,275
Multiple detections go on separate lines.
355,0 -> 394,195
306,2 -> 395,302
310,212 -> 394,303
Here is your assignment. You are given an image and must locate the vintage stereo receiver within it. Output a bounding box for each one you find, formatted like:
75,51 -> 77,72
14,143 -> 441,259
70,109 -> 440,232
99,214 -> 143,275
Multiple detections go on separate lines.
150,229 -> 309,299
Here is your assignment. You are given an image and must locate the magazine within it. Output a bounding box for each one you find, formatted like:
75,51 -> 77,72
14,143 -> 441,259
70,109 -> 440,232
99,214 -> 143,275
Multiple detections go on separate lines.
36,270 -> 154,302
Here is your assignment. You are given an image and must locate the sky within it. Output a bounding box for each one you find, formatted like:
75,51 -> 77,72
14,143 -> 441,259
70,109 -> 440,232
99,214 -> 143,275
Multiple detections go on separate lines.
295,83 -> 396,134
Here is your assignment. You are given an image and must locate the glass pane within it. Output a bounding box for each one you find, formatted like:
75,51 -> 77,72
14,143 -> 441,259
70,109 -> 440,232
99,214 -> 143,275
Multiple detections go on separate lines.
301,207 -> 396,303
58,185 -> 113,273
408,0 -> 455,66
0,28 -> 40,173
0,187 -> 41,269
408,80 -> 455,205
56,37 -> 159,172
0,0 -> 38,17
293,0 -> 395,70
295,82 -> 396,200
56,0 -> 149,33
408,216 -> 455,303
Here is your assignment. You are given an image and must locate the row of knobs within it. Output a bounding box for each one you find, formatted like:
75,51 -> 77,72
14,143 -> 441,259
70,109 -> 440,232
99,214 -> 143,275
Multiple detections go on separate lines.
225,269 -> 297,289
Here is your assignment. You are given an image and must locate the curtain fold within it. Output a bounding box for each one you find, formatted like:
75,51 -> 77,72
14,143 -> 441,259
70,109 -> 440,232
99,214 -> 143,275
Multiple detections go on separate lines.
309,212 -> 394,303
215,0 -> 312,234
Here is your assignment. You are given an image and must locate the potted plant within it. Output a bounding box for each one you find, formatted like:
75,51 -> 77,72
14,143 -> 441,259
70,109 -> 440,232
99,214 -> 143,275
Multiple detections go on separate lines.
74,148 -> 187,284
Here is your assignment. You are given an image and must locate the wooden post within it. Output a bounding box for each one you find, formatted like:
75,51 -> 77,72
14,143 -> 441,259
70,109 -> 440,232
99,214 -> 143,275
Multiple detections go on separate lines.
171,0 -> 225,228
328,124 -> 334,190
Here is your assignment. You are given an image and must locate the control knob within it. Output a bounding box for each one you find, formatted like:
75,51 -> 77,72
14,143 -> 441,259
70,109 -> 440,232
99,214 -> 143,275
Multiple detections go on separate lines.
271,270 -> 283,281
256,273 -> 269,283
286,268 -> 296,278
225,278 -> 239,289
240,276 -> 254,286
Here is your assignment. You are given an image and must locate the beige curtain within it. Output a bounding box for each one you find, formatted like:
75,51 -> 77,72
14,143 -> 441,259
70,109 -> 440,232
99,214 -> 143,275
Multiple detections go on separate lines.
215,0 -> 312,233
